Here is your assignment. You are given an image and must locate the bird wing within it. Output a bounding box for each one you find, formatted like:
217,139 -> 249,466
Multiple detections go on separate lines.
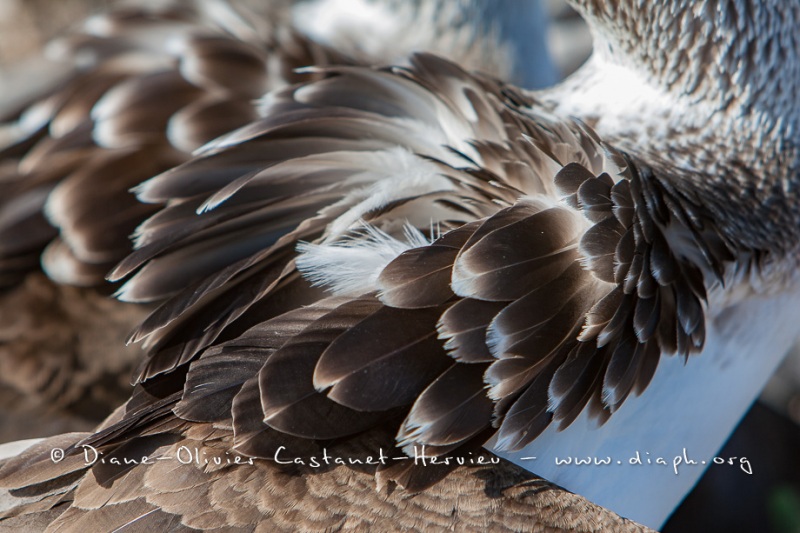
0,52 -> 727,531
108,52 -> 731,453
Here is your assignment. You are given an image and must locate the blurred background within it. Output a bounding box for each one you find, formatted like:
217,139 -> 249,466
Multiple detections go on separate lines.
0,0 -> 112,64
0,0 -> 798,531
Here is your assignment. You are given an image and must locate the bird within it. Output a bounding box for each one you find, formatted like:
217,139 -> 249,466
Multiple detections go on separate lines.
0,0 -> 557,432
2,0 -> 798,531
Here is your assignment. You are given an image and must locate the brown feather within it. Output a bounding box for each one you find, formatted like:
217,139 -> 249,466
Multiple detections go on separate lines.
398,363 -> 493,448
313,305 -> 452,411
437,298 -> 505,363
258,298 -> 393,439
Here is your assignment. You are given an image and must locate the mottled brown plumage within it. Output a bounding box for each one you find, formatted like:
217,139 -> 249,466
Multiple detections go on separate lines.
0,274 -> 148,422
0,0 -> 347,435
1,47 -> 727,530
0,44 -> 671,529
3,0 -> 799,531
0,0 -> 554,438
0,429 -> 652,532
0,0 -> 345,289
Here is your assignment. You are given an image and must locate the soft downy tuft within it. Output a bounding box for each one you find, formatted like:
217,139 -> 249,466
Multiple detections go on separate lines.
296,222 -> 431,297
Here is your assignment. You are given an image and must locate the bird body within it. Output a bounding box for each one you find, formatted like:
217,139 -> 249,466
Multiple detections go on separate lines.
1,0 -> 799,531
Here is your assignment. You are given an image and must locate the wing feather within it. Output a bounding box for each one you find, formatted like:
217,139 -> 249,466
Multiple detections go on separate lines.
111,53 -> 731,455
0,51 -> 737,528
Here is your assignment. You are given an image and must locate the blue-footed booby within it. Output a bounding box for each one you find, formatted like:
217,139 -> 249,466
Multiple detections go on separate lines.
1,0 -> 798,530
